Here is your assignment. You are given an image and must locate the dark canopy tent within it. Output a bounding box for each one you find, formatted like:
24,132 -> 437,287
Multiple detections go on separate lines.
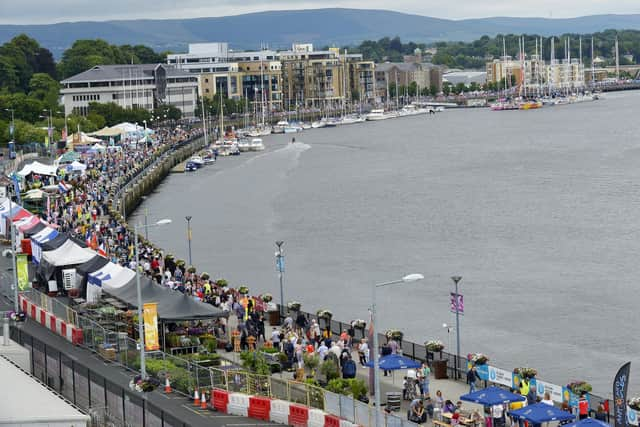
23,222 -> 46,238
76,255 -> 110,298
40,233 -> 69,251
104,276 -> 226,320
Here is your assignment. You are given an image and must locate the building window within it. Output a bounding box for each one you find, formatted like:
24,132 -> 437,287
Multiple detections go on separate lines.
205,78 -> 209,83
205,88 -> 210,93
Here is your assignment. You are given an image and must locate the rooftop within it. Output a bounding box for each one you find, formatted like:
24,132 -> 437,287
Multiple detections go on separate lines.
61,64 -> 194,83
0,355 -> 90,424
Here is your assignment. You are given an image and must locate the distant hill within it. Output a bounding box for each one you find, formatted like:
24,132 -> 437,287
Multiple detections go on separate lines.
2,8 -> 640,58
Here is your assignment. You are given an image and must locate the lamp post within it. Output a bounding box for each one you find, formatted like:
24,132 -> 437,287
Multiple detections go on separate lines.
275,241 -> 284,317
4,108 -> 15,141
8,197 -> 19,313
134,218 -> 172,379
185,216 -> 192,266
451,275 -> 462,379
371,273 -> 424,427
442,323 -> 452,359
43,109 -> 53,157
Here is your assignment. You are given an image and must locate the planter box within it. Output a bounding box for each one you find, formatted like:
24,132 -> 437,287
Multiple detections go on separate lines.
98,346 -> 117,361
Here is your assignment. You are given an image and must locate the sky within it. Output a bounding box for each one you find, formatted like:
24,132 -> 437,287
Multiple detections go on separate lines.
1,0 -> 640,24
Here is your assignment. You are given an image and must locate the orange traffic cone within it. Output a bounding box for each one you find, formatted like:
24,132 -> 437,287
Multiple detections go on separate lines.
200,390 -> 207,409
164,377 -> 172,393
193,389 -> 200,406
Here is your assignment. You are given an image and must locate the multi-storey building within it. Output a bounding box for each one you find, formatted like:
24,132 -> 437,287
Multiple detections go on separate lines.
60,64 -> 199,117
486,55 -> 586,92
374,62 -> 443,101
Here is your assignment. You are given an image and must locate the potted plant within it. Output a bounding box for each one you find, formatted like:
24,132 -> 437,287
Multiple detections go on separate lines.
215,279 -> 228,288
629,397 -> 640,411
468,353 -> 489,366
566,381 -> 592,396
351,319 -> 366,330
316,309 -> 333,320
287,301 -> 302,312
201,272 -> 210,281
238,286 -> 250,295
385,329 -> 403,344
187,266 -> 197,274
261,294 -> 273,303
514,367 -> 538,379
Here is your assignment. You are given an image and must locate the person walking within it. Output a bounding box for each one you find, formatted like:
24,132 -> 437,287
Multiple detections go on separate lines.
467,365 -> 481,393
358,338 -> 369,366
420,362 -> 431,398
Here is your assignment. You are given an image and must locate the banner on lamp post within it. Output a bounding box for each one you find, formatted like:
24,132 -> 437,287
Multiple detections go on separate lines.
143,302 -> 160,351
17,253 -> 29,291
450,292 -> 464,314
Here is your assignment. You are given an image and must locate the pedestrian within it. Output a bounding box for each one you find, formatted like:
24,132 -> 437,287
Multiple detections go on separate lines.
358,338 -> 369,366
381,342 -> 392,376
578,393 -> 589,420
467,365 -> 481,393
420,362 -> 431,398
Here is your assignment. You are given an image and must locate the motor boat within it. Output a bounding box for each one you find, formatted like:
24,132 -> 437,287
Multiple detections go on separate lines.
185,161 -> 198,172
311,120 -> 327,129
272,120 -> 288,134
203,151 -> 215,164
284,123 -> 303,133
238,138 -> 251,152
301,122 -> 312,130
366,109 -> 392,121
249,138 -> 265,151
188,156 -> 205,167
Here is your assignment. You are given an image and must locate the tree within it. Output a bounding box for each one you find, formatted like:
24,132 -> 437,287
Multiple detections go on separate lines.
28,73 -> 60,108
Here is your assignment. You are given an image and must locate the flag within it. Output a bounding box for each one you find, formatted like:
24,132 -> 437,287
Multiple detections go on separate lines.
11,174 -> 21,204
613,362 -> 631,427
98,243 -> 107,257
90,233 -> 98,250
143,303 -> 160,351
58,180 -> 68,193
368,307 -> 375,395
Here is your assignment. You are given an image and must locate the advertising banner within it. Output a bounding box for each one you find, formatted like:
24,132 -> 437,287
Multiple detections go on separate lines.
535,379 -> 564,403
16,253 -> 29,291
488,365 -> 514,387
450,292 -> 464,314
143,302 -> 160,351
614,362 -> 631,427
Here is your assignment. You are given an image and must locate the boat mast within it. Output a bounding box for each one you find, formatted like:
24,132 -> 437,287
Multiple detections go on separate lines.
218,81 -> 224,141
615,36 -> 620,81
591,36 -> 595,87
201,95 -> 208,145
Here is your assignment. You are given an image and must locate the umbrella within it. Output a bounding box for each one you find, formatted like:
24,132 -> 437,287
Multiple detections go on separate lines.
364,354 -> 421,370
509,403 -> 575,423
564,419 -> 610,427
460,386 -> 526,406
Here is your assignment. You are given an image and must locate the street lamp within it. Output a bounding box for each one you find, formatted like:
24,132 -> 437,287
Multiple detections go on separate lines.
4,109 -> 15,141
42,109 -> 53,157
371,273 -> 424,427
451,275 -> 462,379
134,218 -> 172,378
442,323 -> 452,358
275,241 -> 284,317
185,216 -> 192,266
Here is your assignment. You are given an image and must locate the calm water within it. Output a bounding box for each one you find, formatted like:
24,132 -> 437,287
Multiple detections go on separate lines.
133,91 -> 640,396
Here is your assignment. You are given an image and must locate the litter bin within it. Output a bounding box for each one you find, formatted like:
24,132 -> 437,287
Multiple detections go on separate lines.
433,359 -> 448,379
268,310 -> 281,326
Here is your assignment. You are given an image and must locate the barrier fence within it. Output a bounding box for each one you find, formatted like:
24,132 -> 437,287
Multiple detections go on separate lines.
10,325 -> 190,427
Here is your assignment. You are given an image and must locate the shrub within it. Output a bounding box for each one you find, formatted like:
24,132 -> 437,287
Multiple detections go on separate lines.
320,358 -> 340,381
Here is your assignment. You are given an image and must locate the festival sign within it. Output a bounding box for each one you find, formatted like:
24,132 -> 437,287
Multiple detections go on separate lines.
628,407 -> 638,426
143,303 -> 160,351
16,254 -> 29,290
488,365 -> 514,387
536,379 -> 564,403
614,362 -> 631,427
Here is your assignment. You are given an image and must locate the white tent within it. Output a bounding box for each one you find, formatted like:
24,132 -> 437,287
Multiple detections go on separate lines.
66,132 -> 101,144
31,227 -> 58,264
41,240 -> 96,267
69,161 -> 87,172
86,262 -> 136,303
17,161 -> 58,177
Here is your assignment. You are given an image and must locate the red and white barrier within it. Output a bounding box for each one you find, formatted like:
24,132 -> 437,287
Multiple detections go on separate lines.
248,396 -> 271,421
227,392 -> 249,417
308,408 -> 326,427
270,399 -> 291,424
19,294 -> 83,345
289,403 -> 310,427
339,420 -> 358,427
212,388 -> 229,413
325,414 -> 341,427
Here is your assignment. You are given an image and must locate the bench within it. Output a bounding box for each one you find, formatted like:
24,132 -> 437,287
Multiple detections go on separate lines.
434,420 -> 450,427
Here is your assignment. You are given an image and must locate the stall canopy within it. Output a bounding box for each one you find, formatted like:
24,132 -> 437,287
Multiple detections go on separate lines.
40,233 -> 69,251
56,151 -> 81,164
23,189 -> 45,201
103,276 -> 226,320
460,386 -> 526,406
17,161 -> 58,177
17,216 -> 41,233
509,403 -> 576,423
23,221 -> 46,238
66,132 -> 101,145
39,239 -> 96,279
76,255 -> 111,277
61,161 -> 87,173
31,227 -> 59,263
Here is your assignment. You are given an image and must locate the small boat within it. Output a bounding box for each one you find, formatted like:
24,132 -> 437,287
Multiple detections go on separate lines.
366,109 -> 392,121
272,120 -> 288,134
519,100 -> 543,110
311,120 -> 327,128
189,156 -> 205,167
203,153 -> 215,164
284,124 -> 302,133
301,122 -> 312,130
238,138 -> 251,152
185,161 -> 198,172
249,138 -> 265,151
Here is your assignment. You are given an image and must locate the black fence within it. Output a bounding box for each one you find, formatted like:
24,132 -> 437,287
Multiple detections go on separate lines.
10,325 -> 190,427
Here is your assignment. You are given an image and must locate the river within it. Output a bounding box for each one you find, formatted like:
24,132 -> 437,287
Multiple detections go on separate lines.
131,90 -> 640,396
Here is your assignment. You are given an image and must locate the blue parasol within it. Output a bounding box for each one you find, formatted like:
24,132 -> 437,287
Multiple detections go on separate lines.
509,403 -> 576,423
364,354 -> 421,370
460,386 -> 526,406
563,418 -> 610,427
